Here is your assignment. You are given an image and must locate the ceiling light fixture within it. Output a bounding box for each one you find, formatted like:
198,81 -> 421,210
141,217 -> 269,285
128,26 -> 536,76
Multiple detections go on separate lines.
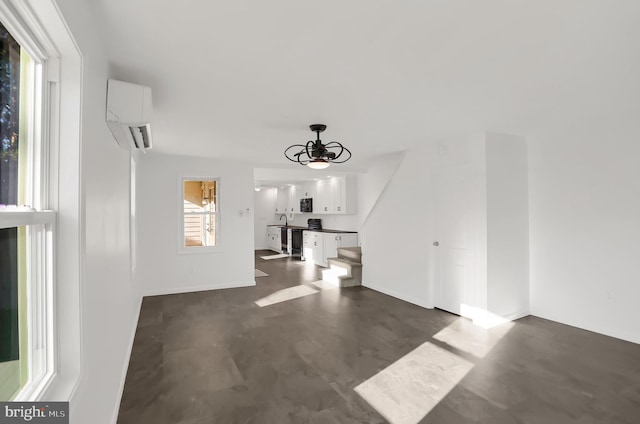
284,124 -> 351,169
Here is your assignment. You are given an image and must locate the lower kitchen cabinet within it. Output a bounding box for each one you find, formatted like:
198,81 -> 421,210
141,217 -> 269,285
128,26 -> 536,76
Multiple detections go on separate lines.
266,227 -> 281,252
302,231 -> 323,264
322,233 -> 358,264
302,231 -> 358,267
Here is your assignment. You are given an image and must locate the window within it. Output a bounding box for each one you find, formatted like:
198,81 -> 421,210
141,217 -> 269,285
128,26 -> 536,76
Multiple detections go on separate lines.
181,179 -> 219,250
0,18 -> 55,401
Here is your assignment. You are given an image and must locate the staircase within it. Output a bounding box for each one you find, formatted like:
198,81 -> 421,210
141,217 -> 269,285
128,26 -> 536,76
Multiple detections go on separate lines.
321,247 -> 362,287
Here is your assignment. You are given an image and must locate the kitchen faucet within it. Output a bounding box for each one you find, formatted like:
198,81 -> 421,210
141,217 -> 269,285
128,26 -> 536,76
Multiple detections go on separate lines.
279,214 -> 288,227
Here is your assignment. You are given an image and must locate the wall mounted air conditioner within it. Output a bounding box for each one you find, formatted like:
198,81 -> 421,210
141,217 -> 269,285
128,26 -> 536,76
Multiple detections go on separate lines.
106,79 -> 153,151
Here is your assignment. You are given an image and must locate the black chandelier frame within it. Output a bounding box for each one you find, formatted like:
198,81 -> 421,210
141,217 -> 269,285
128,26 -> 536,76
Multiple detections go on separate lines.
284,124 -> 352,166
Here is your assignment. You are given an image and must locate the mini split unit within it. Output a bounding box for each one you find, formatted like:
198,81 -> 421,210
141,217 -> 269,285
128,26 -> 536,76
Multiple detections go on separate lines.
106,79 -> 153,151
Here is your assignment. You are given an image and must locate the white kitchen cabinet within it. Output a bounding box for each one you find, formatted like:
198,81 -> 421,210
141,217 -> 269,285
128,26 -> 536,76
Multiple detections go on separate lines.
267,227 -> 282,252
299,182 -> 315,199
322,233 -> 358,264
309,176 -> 356,214
275,188 -> 288,214
332,176 -> 357,214
274,176 -> 356,216
314,179 -> 333,214
303,230 -> 358,267
302,231 -> 324,264
286,184 -> 300,213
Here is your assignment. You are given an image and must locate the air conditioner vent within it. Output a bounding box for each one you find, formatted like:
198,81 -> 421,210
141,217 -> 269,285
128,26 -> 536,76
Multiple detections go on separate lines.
106,80 -> 153,151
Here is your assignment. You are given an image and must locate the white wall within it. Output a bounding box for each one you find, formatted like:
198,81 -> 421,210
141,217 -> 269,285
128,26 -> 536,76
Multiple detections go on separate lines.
51,1 -> 142,423
360,142 -> 435,308
361,133 -> 529,325
486,132 -> 529,320
357,151 -> 406,229
135,153 -> 255,295
254,188 -> 277,249
529,129 -> 640,344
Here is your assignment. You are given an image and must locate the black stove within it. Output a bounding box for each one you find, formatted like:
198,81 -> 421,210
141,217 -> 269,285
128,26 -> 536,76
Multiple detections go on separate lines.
307,219 -> 322,230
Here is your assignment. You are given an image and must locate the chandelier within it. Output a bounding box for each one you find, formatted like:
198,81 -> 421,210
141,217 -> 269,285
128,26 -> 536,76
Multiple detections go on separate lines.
284,124 -> 351,169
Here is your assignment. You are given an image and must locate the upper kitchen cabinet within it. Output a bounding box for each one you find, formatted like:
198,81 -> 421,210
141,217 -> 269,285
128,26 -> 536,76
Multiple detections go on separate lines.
275,185 -> 302,214
275,187 -> 287,214
315,179 -> 334,214
331,176 -> 356,214
299,181 -> 315,199
286,185 -> 300,214
270,174 -> 357,215
316,176 -> 356,214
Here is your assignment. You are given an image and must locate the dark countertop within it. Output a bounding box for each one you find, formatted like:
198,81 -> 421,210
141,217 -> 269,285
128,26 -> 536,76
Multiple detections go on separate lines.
267,225 -> 357,234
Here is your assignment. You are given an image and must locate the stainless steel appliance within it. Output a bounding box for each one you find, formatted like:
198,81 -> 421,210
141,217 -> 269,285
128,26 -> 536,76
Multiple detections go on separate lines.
300,198 -> 313,213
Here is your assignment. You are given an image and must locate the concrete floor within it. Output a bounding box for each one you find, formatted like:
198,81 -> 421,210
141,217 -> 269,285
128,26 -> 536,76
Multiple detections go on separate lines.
117,250 -> 640,423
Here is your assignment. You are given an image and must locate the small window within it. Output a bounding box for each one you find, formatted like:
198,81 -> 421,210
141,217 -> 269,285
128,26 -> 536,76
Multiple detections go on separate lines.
182,179 -> 218,249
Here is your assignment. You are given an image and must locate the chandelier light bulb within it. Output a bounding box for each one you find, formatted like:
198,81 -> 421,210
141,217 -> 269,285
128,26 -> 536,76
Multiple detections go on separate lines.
307,159 -> 330,170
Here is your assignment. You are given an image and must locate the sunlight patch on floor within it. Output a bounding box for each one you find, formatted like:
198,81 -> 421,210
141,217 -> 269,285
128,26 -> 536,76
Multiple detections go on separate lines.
355,341 -> 473,424
433,317 -> 514,358
254,280 -> 341,307
254,269 -> 269,277
259,253 -> 289,260
310,280 -> 340,290
254,285 -> 319,307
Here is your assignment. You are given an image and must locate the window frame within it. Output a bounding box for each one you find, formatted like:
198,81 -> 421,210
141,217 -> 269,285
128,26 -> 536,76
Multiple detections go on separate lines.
0,1 -> 60,401
178,176 -> 222,254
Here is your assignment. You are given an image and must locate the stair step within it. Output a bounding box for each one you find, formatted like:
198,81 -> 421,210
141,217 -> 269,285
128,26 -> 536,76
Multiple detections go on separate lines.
336,275 -> 361,288
327,257 -> 362,267
327,258 -> 362,275
322,247 -> 363,288
321,268 -> 362,287
337,246 -> 361,262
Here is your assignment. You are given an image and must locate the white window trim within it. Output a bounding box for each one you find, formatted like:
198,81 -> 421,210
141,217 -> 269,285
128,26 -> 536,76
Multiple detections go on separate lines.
178,176 -> 222,254
0,0 -> 81,402
0,218 -> 56,401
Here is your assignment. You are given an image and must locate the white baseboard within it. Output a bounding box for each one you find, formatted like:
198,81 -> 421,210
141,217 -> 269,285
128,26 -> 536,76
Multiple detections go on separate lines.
530,311 -> 640,345
110,295 -> 143,424
143,280 -> 256,297
462,306 -> 530,329
362,282 -> 432,309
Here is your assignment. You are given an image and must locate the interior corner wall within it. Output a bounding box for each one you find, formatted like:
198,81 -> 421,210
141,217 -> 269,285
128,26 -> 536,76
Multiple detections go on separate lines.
486,132 -> 529,320
360,142 -> 435,308
135,154 -> 255,296
528,130 -> 640,344
51,0 -> 142,422
254,188 -> 277,250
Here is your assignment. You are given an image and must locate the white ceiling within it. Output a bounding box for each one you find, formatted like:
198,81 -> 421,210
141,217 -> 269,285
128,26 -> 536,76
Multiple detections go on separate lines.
92,0 -> 640,171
